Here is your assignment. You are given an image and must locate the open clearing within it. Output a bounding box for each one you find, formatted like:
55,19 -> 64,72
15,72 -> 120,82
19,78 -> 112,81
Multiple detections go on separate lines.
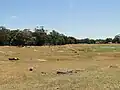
0,44 -> 120,89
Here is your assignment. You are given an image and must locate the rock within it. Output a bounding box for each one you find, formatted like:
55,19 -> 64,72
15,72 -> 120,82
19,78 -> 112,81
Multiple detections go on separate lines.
56,69 -> 73,75
57,59 -> 60,61
29,67 -> 33,71
74,69 -> 85,73
34,49 -> 38,52
41,72 -> 46,74
8,57 -> 19,61
55,87 -> 60,89
109,65 -> 118,68
56,71 -> 67,74
37,59 -> 47,62
57,51 -> 64,52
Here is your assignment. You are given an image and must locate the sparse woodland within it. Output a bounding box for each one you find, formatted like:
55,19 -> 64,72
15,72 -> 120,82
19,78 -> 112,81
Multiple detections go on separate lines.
0,26 -> 119,46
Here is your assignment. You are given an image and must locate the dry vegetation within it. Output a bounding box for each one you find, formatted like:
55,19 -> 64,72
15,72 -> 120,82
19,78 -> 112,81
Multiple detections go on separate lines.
0,44 -> 120,89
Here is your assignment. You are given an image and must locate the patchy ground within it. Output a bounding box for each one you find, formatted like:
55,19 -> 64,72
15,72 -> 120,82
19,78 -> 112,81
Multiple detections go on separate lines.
0,44 -> 120,89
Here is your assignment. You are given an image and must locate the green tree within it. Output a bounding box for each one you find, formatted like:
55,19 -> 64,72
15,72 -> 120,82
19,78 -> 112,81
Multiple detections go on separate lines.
95,39 -> 105,44
89,39 -> 95,44
32,26 -> 47,46
105,38 -> 112,43
9,29 -> 20,45
113,34 -> 120,43
0,26 -> 10,45
67,37 -> 77,44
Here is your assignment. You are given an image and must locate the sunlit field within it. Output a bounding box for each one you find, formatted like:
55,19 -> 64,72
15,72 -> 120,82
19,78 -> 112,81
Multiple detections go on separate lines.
0,44 -> 120,90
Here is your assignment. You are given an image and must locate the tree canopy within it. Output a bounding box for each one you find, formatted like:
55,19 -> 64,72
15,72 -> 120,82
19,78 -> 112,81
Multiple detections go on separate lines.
0,26 -> 79,46
0,26 -> 118,46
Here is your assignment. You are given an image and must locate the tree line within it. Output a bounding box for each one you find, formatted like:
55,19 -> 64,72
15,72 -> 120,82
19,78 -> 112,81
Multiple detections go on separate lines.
0,26 -> 119,46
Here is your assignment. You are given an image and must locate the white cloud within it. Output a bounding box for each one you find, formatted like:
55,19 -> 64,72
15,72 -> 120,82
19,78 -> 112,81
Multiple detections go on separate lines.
11,16 -> 17,19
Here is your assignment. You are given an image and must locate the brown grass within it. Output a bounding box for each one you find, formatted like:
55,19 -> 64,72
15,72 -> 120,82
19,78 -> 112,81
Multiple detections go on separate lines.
0,44 -> 120,89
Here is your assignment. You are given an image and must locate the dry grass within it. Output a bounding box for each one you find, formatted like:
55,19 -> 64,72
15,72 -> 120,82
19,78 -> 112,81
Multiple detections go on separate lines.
0,44 -> 120,89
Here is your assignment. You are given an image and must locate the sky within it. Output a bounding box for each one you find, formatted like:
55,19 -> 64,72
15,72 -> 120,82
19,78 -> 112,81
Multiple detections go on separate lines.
0,0 -> 120,39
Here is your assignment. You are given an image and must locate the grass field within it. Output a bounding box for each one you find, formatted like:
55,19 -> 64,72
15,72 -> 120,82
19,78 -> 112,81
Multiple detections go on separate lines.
0,44 -> 120,90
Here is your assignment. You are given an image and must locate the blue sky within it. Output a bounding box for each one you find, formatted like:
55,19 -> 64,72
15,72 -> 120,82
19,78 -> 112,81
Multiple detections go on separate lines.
0,0 -> 120,39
